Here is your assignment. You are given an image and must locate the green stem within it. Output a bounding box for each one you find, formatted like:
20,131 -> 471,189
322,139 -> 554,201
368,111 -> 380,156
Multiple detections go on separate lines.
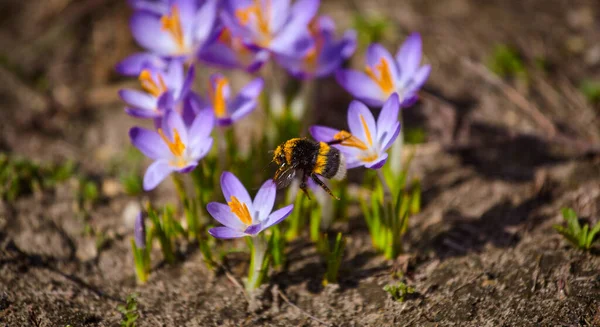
246,235 -> 269,292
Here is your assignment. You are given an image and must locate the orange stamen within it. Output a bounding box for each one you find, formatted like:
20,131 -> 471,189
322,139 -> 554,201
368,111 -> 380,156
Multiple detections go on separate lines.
364,57 -> 395,95
358,152 -> 379,162
139,70 -> 167,97
360,114 -> 373,146
333,130 -> 368,150
161,5 -> 186,51
228,195 -> 253,225
158,128 -> 186,157
209,77 -> 229,118
235,0 -> 271,46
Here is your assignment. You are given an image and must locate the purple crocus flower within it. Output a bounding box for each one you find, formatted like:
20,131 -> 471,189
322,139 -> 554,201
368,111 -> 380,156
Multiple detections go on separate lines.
276,16 -> 356,79
192,73 -> 264,127
198,25 -> 270,72
129,0 -> 218,60
208,172 -> 294,239
134,211 -> 146,249
118,60 -> 196,123
220,0 -> 319,57
310,94 -> 401,169
336,33 -> 431,107
130,109 -> 214,190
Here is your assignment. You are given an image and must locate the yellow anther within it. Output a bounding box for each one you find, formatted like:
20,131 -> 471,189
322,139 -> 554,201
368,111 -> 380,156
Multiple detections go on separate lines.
139,69 -> 167,97
161,5 -> 186,51
360,114 -> 373,146
358,152 -> 379,162
364,57 -> 395,95
235,0 -> 271,46
333,130 -> 368,150
209,77 -> 229,118
158,128 -> 186,157
228,196 -> 253,225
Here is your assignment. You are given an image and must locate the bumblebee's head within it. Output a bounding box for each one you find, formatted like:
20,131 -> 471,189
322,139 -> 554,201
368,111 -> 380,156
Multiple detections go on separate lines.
272,144 -> 286,165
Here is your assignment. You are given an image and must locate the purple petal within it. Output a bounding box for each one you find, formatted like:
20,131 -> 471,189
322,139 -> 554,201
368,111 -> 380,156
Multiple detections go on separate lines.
199,42 -> 243,69
173,0 -> 199,39
161,109 -> 189,145
130,10 -> 179,56
340,30 -> 358,58
209,226 -> 248,239
193,0 -> 218,43
335,70 -> 387,107
189,108 -> 214,145
176,162 -> 198,174
405,64 -> 431,94
229,97 -> 257,123
164,60 -> 185,91
347,100 -> 377,147
253,180 -> 276,222
189,137 -> 213,160
286,0 -> 320,33
176,65 -> 195,101
128,0 -> 169,14
143,160 -> 175,190
376,93 -> 400,142
269,29 -> 313,57
259,204 -> 294,233
119,89 -> 156,111
115,53 -> 168,76
395,33 -> 422,84
207,202 -> 247,230
244,224 -> 263,235
364,153 -> 388,170
316,15 -> 336,34
130,127 -> 170,160
367,43 -> 399,86
125,107 -> 161,119
314,31 -> 357,78
270,0 -> 291,32
220,172 -> 253,210
401,95 -> 418,108
239,77 -> 264,98
380,122 -> 401,152
309,125 -> 339,143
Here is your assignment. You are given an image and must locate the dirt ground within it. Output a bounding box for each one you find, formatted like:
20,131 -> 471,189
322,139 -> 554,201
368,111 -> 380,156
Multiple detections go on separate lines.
2,0 -> 600,326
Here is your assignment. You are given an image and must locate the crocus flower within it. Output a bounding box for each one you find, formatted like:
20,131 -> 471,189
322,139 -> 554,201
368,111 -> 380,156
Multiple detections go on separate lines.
192,73 -> 264,126
277,16 -> 356,79
208,172 -> 294,239
134,211 -> 146,249
118,60 -> 196,124
336,33 -> 431,107
220,0 -> 319,57
310,94 -> 401,169
198,25 -> 270,72
129,0 -> 218,61
130,109 -> 214,190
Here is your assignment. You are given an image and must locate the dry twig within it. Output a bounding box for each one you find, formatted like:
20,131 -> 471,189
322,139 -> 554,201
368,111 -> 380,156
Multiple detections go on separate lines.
277,290 -> 332,326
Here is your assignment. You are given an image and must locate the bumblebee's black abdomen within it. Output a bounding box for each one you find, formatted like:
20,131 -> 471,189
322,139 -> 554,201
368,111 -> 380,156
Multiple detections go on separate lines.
321,147 -> 341,178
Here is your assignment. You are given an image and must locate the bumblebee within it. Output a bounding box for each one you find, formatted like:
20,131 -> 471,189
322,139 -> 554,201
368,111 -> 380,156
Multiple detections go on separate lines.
272,138 -> 347,199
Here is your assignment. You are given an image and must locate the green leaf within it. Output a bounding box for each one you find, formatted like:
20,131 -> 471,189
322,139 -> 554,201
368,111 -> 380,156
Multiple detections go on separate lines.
587,221 -> 600,249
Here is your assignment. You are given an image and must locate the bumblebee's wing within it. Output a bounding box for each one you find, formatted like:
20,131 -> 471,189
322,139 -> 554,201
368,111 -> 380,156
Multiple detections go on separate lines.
274,167 -> 297,189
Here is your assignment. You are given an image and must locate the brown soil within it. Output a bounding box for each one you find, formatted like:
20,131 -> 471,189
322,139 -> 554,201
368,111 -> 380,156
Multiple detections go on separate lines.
2,0 -> 600,326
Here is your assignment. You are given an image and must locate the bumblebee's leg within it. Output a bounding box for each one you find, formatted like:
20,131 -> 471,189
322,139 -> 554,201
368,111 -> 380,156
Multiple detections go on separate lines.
311,174 -> 340,200
300,171 -> 311,200
326,134 -> 352,146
